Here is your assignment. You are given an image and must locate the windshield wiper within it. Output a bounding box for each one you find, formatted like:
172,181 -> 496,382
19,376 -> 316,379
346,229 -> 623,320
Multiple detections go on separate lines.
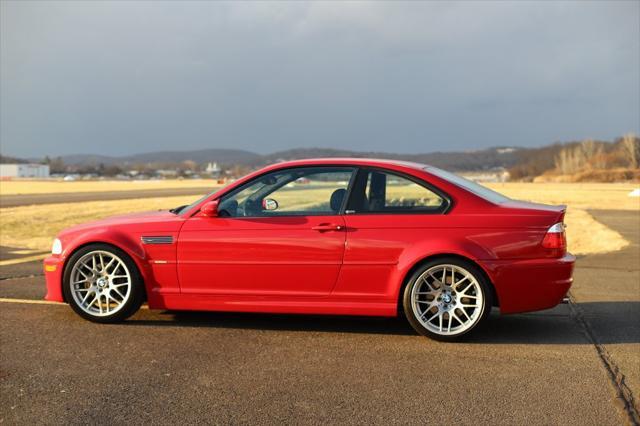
169,205 -> 188,214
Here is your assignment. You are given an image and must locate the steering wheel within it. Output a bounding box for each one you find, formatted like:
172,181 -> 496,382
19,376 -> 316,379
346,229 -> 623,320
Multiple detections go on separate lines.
243,198 -> 262,217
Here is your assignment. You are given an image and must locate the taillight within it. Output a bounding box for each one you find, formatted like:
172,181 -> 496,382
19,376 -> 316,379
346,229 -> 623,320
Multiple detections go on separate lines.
542,222 -> 567,255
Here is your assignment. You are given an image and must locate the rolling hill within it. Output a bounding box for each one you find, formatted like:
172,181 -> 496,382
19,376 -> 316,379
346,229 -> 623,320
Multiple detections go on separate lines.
52,146 -> 524,171
58,149 -> 261,166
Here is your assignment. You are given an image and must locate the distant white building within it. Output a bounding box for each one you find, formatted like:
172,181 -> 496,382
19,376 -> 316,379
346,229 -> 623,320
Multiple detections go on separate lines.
206,162 -> 221,177
0,163 -> 50,178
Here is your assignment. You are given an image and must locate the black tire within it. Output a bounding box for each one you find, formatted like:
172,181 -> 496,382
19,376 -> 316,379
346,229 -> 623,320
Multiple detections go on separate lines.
402,257 -> 492,341
62,243 -> 145,323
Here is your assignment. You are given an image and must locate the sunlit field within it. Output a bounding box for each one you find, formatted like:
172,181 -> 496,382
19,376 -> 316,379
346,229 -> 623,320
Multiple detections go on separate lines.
0,180 -> 637,257
485,182 -> 639,211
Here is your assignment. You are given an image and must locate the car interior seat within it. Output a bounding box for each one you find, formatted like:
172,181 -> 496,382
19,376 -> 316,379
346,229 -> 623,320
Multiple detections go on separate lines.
330,188 -> 346,213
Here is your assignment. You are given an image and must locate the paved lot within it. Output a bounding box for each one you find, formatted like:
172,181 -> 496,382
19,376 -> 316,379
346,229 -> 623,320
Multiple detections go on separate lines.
572,210 -> 640,420
0,210 -> 638,425
0,187 -> 209,207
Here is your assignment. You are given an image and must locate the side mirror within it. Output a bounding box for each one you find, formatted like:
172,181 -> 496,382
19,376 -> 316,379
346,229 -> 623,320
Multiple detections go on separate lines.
201,200 -> 219,217
262,198 -> 279,211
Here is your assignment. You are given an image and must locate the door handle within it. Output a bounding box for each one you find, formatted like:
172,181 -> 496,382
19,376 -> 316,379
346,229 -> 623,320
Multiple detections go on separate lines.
312,223 -> 343,232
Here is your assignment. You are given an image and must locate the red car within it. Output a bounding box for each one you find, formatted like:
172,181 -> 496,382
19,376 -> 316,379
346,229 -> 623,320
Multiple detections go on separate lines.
44,159 -> 575,340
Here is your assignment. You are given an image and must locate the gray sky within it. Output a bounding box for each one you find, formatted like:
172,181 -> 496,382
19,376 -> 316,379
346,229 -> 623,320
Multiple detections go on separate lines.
1,1 -> 639,158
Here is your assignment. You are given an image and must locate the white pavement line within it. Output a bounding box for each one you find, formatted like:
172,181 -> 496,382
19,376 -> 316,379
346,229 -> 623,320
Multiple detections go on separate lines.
0,298 -> 64,305
0,298 -> 150,309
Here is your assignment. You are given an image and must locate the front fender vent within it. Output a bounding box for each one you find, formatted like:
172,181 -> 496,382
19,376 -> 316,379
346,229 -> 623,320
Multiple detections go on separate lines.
141,236 -> 173,245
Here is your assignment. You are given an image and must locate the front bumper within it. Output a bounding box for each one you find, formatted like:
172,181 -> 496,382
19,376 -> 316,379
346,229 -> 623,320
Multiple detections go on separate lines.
43,255 -> 65,302
484,253 -> 576,314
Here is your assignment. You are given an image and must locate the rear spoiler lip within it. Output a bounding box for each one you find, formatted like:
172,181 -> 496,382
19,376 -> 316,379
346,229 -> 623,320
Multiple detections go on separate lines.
557,204 -> 567,224
549,204 -> 567,225
499,200 -> 566,213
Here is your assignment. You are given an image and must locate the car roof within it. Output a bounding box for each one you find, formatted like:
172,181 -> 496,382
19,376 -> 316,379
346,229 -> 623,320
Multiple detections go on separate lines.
262,158 -> 430,171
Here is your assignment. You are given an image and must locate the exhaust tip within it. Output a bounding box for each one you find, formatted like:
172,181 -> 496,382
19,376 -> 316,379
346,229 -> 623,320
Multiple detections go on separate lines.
561,296 -> 571,304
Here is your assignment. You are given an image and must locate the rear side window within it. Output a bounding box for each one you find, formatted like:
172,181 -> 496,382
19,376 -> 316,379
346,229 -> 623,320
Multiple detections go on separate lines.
426,166 -> 510,204
348,169 -> 448,214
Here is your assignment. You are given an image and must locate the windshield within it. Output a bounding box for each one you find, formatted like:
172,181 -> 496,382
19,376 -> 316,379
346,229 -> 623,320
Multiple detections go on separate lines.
425,167 -> 510,204
172,189 -> 218,215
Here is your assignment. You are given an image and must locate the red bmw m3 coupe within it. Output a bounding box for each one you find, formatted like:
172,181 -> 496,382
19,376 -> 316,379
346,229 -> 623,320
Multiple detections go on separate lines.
44,159 -> 575,340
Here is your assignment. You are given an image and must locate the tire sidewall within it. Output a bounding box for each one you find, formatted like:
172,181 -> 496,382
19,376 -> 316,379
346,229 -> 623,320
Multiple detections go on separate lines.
62,243 -> 144,323
402,257 -> 493,341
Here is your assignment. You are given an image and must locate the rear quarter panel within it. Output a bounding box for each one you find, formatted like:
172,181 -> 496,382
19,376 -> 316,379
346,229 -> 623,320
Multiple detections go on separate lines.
336,212 -> 551,301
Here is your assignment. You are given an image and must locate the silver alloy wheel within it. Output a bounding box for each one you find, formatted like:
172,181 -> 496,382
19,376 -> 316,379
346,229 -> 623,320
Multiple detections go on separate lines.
410,264 -> 484,336
69,250 -> 132,317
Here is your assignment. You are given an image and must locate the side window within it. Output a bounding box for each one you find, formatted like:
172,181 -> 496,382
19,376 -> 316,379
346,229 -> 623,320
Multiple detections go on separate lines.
218,167 -> 354,217
352,170 -> 446,213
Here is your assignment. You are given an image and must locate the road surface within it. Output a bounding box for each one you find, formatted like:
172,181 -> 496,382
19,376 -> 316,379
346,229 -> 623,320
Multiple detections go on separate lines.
0,210 -> 637,424
0,187 -> 210,207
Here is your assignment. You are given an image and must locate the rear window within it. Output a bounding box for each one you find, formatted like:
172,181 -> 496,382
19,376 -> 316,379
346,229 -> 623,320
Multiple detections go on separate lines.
425,167 -> 510,204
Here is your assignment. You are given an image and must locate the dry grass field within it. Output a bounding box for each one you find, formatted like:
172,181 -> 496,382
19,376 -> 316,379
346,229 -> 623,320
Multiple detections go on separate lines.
485,182 -> 639,211
0,195 -> 195,254
0,180 -> 638,258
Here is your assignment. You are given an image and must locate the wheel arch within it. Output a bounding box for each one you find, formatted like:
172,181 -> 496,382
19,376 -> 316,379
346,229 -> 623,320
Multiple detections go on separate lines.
396,253 -> 499,313
60,240 -> 147,303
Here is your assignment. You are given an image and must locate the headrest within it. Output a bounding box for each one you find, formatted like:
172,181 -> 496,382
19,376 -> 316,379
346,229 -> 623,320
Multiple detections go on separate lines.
330,188 -> 347,212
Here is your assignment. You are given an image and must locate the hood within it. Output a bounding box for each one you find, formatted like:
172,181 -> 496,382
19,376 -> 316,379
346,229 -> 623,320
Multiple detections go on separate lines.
60,210 -> 179,235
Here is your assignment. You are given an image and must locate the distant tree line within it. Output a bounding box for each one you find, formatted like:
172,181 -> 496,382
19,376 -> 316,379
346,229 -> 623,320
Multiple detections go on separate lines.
2,135 -> 638,182
32,156 -> 253,179
0,154 -> 29,164
508,134 -> 639,181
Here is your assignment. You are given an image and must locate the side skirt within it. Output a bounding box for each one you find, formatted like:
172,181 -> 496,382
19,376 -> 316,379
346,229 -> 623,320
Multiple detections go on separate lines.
147,293 -> 398,317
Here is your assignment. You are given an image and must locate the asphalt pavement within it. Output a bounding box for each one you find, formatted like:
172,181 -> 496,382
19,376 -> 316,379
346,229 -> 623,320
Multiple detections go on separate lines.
571,209 -> 640,421
0,210 -> 638,425
0,187 -> 209,207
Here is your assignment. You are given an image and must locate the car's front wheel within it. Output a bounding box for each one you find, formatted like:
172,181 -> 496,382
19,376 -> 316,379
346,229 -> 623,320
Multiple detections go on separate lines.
63,244 -> 144,323
403,258 -> 492,341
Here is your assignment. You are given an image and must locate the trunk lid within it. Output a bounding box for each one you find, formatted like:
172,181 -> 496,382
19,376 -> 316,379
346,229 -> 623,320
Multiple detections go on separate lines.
500,200 -> 567,224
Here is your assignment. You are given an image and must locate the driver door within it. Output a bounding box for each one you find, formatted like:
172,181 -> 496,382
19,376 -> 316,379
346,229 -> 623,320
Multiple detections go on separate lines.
177,167 -> 354,296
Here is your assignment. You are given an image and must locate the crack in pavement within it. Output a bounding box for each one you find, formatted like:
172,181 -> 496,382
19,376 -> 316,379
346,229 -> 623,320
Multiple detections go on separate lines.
568,293 -> 640,425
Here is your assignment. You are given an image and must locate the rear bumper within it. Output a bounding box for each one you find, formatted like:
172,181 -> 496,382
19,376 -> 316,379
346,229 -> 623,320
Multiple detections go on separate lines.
43,255 -> 65,302
483,253 -> 575,314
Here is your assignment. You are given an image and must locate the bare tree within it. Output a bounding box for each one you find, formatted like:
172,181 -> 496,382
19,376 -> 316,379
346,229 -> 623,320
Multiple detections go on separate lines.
182,160 -> 198,172
555,143 -> 588,174
580,139 -> 597,159
621,133 -> 640,169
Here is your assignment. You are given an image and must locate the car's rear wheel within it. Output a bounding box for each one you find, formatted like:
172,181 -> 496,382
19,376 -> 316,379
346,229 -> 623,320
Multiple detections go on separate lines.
403,258 -> 492,341
63,244 -> 144,323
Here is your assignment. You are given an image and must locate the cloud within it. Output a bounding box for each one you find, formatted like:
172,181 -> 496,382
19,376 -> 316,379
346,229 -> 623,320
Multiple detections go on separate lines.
1,1 -> 638,157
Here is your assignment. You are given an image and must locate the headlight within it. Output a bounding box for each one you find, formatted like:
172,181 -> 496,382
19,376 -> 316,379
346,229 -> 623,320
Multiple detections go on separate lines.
51,238 -> 62,255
